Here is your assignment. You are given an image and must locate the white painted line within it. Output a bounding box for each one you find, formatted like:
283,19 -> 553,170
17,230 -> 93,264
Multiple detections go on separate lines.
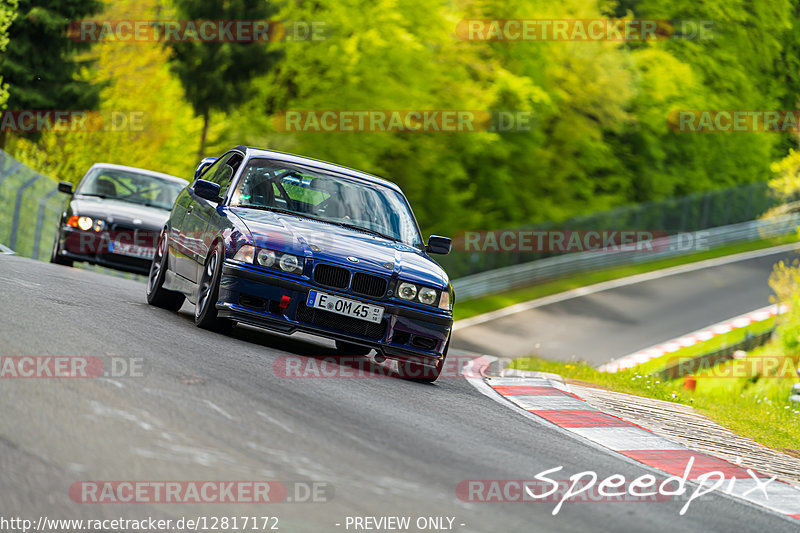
568,427 -> 687,451
454,242 -> 800,331
505,395 -> 593,410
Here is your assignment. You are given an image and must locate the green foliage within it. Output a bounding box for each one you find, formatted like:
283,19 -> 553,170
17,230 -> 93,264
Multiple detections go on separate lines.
0,0 -> 18,109
165,0 -> 282,156
6,0 -> 800,240
0,0 -> 104,145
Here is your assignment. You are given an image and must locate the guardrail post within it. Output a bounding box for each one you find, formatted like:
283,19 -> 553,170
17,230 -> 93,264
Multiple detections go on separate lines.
32,187 -> 60,260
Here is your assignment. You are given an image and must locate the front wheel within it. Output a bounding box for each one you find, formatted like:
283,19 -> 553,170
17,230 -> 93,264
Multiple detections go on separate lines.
195,243 -> 233,333
49,231 -> 73,267
146,230 -> 185,311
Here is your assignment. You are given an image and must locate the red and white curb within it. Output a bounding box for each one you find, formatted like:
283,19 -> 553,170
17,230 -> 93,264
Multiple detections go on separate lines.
464,357 -> 800,521
598,304 -> 787,373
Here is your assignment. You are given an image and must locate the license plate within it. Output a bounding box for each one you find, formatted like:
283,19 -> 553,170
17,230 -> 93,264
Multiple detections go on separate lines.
109,240 -> 154,259
307,290 -> 384,324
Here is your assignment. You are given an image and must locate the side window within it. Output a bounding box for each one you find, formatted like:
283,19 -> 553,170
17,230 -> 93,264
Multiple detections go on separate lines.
210,153 -> 243,198
195,155 -> 227,185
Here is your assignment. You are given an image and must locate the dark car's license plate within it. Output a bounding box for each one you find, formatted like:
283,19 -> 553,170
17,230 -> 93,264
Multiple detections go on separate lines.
307,290 -> 384,323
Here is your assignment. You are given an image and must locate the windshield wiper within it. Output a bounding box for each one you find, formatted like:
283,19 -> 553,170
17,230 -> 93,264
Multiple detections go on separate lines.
330,221 -> 399,242
76,193 -> 109,199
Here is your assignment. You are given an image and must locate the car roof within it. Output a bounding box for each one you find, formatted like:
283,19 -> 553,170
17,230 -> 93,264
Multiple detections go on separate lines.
233,146 -> 402,193
89,163 -> 189,185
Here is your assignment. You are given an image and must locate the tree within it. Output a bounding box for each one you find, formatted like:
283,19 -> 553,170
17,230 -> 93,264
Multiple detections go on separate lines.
0,0 -> 104,148
0,0 -> 18,110
165,0 -> 282,157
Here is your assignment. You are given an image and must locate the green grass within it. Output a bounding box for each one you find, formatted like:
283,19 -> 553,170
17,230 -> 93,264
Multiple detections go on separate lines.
454,233 -> 800,321
509,346 -> 800,453
635,317 -> 776,375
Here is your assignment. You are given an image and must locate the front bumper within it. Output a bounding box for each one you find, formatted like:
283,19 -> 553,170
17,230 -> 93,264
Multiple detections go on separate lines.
56,227 -> 154,275
217,261 -> 453,364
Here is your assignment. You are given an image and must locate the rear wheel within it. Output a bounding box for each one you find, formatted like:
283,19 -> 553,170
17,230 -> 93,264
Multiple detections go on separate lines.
195,243 -> 234,333
146,230 -> 185,311
49,231 -> 73,267
335,340 -> 372,356
399,340 -> 449,383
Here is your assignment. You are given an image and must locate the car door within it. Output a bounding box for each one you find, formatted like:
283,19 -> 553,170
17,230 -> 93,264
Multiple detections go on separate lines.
182,152 -> 243,284
172,155 -> 226,281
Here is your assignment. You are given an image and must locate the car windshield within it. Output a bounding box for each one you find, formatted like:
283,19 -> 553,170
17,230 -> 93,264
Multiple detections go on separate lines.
75,167 -> 185,210
230,159 -> 423,247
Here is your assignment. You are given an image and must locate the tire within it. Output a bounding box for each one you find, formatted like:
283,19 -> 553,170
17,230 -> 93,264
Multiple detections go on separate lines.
146,230 -> 185,311
335,340 -> 372,356
399,340 -> 449,383
194,242 -> 234,333
49,231 -> 73,267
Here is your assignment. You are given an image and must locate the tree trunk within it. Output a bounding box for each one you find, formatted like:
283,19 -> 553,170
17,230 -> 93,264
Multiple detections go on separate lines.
198,110 -> 209,159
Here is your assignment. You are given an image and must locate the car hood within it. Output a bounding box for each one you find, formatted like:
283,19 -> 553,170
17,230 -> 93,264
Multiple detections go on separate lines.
229,207 -> 449,288
70,197 -> 171,229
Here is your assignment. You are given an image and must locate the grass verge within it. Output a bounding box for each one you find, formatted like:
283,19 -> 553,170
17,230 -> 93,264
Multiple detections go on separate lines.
508,344 -> 800,453
454,233 -> 800,322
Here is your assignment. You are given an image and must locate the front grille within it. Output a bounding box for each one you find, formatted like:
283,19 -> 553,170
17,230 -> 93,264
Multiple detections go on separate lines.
351,272 -> 388,298
314,264 -> 350,289
296,303 -> 386,339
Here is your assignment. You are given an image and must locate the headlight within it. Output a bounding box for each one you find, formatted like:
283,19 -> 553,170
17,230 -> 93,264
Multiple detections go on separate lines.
77,216 -> 93,230
257,249 -> 276,267
67,215 -> 103,231
238,245 -> 304,275
418,287 -> 438,305
398,282 -> 418,300
233,244 -> 255,263
279,253 -> 301,273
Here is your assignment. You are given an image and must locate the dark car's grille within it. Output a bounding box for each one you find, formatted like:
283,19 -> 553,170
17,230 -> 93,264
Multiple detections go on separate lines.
314,264 -> 350,289
351,272 -> 388,298
296,303 -> 386,339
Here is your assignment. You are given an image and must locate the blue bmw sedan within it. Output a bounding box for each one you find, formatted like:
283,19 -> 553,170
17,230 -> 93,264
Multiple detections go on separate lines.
146,146 -> 454,381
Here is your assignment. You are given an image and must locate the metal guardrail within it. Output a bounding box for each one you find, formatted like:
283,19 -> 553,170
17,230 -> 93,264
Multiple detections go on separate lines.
452,213 -> 800,301
0,150 -> 141,279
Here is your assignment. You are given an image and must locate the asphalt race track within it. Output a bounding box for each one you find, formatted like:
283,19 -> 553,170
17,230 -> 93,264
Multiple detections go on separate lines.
454,247 -> 800,365
1,254 -> 798,532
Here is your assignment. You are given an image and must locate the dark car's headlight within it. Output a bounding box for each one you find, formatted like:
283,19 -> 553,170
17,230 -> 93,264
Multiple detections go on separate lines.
66,215 -> 105,232
397,281 -> 449,309
234,245 -> 304,275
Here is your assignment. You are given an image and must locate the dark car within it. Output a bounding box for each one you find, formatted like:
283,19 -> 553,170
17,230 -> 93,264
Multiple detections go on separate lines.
51,163 -> 189,275
146,146 -> 454,381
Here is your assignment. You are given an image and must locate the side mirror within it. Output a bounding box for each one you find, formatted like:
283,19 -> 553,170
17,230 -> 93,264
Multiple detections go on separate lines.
426,235 -> 451,255
57,181 -> 73,195
194,157 -> 216,180
194,179 -> 221,202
